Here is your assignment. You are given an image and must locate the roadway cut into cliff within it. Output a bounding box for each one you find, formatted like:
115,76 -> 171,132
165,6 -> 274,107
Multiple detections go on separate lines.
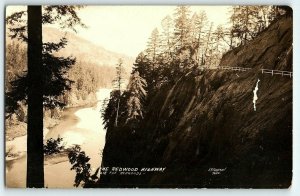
99,16 -> 292,188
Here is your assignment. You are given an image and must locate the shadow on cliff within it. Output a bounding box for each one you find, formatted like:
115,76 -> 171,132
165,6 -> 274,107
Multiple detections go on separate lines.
99,16 -> 292,188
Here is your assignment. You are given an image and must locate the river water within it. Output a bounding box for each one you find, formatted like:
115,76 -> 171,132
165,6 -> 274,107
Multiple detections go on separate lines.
5,88 -> 111,188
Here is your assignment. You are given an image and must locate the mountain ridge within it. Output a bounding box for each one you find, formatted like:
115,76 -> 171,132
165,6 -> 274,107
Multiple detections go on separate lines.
6,26 -> 134,72
42,27 -> 134,70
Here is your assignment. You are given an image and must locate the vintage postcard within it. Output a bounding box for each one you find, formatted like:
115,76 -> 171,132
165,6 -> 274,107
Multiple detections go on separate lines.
5,5 -> 292,188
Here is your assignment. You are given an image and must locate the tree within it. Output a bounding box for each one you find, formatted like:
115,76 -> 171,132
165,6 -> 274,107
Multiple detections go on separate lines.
202,22 -> 213,66
5,42 -> 27,93
229,6 -> 276,46
190,11 -> 208,65
44,137 -> 64,155
132,52 -> 153,90
126,71 -> 147,127
68,145 -> 99,187
26,6 -> 43,187
173,6 -> 192,50
146,28 -> 161,63
161,15 -> 174,58
6,5 -> 85,187
112,59 -> 125,127
209,25 -> 227,66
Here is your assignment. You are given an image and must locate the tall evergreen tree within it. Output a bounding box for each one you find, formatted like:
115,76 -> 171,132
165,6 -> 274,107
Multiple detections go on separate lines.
132,52 -> 155,92
161,15 -> 174,58
173,6 -> 192,50
229,6 -> 276,46
209,25 -> 227,66
190,11 -> 208,65
146,28 -> 161,63
6,5 -> 85,187
112,59 -> 125,127
203,22 -> 213,66
26,6 -> 43,187
126,71 -> 147,126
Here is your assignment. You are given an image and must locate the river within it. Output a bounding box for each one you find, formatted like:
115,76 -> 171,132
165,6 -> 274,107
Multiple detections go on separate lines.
5,88 -> 111,188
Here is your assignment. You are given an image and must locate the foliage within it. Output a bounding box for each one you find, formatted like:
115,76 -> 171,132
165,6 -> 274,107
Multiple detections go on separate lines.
161,15 -> 174,57
66,61 -> 103,103
112,59 -> 126,127
133,5 -> 287,90
102,90 -> 129,130
135,6 -> 224,90
173,6 -> 192,49
5,37 -> 75,116
44,137 -> 64,155
100,98 -> 109,116
42,6 -> 86,31
102,5 -> 289,133
5,42 -> 27,92
102,91 -> 119,129
132,53 -> 153,90
6,6 -> 86,188
5,42 -> 109,113
6,6 -> 85,42
229,6 -> 277,46
146,28 -> 161,62
68,145 -> 99,187
112,59 -> 126,91
126,71 -> 147,126
5,6 -> 100,117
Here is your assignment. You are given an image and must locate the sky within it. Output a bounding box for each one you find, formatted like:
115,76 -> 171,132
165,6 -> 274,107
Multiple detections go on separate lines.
6,6 -> 231,57
76,6 -> 231,57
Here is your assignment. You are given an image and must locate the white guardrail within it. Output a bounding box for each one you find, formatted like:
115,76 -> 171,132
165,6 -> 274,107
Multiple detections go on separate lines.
199,66 -> 292,78
261,69 -> 293,78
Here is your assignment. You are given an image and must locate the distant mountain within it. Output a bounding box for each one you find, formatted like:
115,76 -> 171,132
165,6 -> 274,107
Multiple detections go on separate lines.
5,27 -> 134,88
42,27 -> 134,71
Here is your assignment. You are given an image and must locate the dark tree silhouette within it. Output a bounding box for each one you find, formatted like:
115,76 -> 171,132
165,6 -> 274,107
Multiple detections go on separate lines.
26,6 -> 43,187
68,145 -> 99,187
44,137 -> 64,155
6,5 -> 85,188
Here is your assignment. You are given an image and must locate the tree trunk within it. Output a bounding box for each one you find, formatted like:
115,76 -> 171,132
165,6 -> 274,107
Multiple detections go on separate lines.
115,96 -> 120,127
26,5 -> 44,188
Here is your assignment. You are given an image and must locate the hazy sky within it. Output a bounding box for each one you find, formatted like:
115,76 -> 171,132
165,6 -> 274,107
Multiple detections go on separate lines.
77,6 -> 230,57
6,6 -> 231,57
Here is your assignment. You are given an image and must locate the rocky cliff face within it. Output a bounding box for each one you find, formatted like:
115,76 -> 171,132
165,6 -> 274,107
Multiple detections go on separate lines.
99,17 -> 292,188
220,17 -> 292,71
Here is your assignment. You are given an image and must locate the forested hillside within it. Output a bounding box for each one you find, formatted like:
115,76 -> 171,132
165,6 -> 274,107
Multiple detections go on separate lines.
5,26 -> 133,141
99,6 -> 292,188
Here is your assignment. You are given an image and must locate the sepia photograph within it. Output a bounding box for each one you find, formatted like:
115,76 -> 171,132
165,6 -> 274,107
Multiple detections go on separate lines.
4,5 -> 293,188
